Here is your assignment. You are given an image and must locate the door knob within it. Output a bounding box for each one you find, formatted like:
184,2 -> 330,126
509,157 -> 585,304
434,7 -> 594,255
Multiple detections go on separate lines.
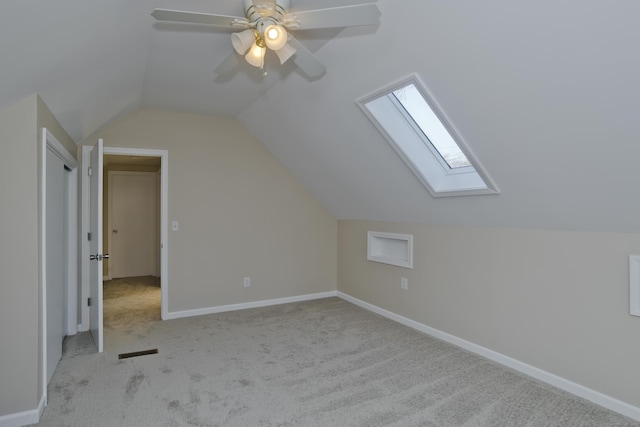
90,253 -> 109,261
112,229 -> 118,234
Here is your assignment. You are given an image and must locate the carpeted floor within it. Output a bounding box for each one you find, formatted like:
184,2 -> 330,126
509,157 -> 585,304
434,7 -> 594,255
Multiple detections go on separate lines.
34,277 -> 639,426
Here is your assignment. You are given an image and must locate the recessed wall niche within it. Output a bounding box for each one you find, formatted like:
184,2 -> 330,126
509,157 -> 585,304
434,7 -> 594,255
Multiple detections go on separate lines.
367,231 -> 413,269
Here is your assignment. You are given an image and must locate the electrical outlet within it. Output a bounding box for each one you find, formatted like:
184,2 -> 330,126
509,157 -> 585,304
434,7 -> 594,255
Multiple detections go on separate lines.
243,277 -> 251,288
401,277 -> 408,290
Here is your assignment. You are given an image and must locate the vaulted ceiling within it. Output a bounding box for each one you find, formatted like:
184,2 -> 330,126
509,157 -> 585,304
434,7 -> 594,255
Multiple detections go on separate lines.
3,1 -> 640,232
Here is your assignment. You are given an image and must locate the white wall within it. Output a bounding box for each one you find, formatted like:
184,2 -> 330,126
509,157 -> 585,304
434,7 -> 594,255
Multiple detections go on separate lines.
83,109 -> 337,313
338,220 -> 640,410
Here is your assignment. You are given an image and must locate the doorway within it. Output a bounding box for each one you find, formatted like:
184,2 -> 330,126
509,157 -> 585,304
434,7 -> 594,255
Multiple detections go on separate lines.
104,158 -> 160,280
103,156 -> 162,336
80,146 -> 168,352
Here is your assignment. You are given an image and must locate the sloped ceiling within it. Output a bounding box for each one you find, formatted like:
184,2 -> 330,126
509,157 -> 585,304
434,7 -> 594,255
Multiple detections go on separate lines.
2,0 -> 640,232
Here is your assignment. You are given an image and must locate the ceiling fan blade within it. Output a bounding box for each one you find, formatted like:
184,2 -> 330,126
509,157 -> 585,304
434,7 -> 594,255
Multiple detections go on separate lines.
151,9 -> 250,28
286,4 -> 380,30
287,35 -> 326,78
214,51 -> 241,75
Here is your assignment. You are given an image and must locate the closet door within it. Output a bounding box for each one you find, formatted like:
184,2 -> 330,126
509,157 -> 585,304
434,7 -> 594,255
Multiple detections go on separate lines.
110,172 -> 157,278
46,148 -> 66,383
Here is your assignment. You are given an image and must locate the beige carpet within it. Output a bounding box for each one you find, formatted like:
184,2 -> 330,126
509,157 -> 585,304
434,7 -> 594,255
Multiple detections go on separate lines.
34,277 -> 639,426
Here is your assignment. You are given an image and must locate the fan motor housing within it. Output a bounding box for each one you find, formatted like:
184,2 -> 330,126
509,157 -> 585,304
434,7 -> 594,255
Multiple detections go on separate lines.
244,0 -> 290,23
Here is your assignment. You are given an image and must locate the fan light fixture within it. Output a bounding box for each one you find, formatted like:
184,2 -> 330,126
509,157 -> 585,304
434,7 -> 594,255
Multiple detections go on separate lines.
245,38 -> 266,68
229,0 -> 296,70
151,0 -> 382,78
233,22 -> 293,70
231,29 -> 257,55
264,24 -> 287,50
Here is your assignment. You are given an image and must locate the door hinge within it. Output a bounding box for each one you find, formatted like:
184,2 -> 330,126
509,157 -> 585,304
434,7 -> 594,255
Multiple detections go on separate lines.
88,298 -> 92,306
88,232 -> 92,241
88,167 -> 92,176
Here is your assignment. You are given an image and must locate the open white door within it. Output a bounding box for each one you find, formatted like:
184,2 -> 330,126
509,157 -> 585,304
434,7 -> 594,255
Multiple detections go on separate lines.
89,139 -> 104,352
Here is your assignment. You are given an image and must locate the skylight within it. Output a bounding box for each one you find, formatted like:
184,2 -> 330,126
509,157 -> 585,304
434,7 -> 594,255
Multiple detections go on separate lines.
358,76 -> 498,197
393,84 -> 471,169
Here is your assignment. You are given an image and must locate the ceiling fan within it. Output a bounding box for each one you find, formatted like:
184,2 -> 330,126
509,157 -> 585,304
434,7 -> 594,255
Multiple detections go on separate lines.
151,0 -> 381,78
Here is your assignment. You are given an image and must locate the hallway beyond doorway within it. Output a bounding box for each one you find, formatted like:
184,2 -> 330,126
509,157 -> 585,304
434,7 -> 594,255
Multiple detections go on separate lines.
103,276 -> 160,350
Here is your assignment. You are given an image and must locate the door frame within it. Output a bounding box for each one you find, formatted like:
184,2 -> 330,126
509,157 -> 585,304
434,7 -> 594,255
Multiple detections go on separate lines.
80,146 -> 169,332
39,128 -> 78,405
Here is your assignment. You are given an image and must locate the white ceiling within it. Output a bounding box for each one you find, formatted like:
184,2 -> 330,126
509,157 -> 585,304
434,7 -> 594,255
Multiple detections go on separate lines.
2,0 -> 640,232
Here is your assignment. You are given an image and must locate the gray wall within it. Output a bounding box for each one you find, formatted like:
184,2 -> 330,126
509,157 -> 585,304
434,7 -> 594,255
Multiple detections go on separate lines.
37,95 -> 76,155
0,95 -> 39,416
0,94 -> 75,417
338,220 -> 640,408
83,109 -> 337,313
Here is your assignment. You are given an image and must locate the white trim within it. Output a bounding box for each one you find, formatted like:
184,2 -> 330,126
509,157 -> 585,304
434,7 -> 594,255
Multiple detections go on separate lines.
65,166 -> 78,336
79,146 -> 91,331
80,146 -> 169,328
43,130 -> 77,169
0,394 -> 45,427
38,128 -> 77,427
39,392 -> 46,419
38,128 -> 47,421
337,291 -> 640,422
629,255 -> 640,317
165,291 -> 338,320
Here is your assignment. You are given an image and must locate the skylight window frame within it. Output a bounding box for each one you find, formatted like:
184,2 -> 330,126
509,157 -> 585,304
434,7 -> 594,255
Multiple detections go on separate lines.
357,75 -> 499,198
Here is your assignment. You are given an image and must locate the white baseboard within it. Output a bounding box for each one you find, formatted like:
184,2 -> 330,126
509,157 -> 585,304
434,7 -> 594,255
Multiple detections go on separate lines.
165,291 -> 338,320
0,394 -> 45,427
337,292 -> 640,422
66,324 -> 77,336
38,394 -> 46,424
